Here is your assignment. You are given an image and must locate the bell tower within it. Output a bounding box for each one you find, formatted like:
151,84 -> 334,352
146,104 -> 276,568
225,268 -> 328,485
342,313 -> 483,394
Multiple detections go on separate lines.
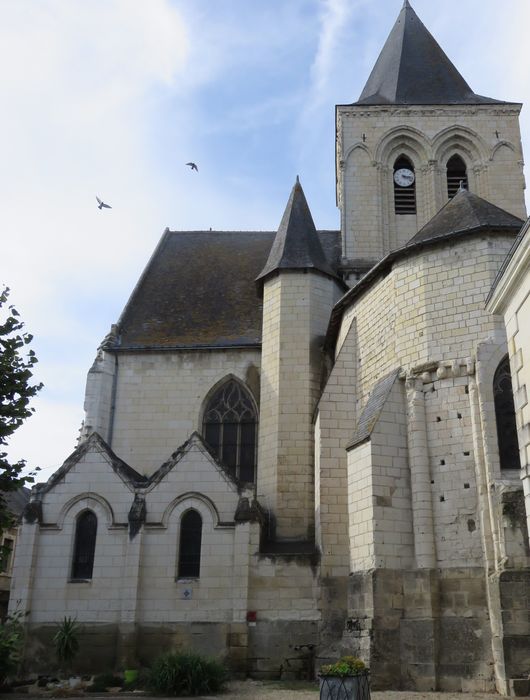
336,0 -> 526,282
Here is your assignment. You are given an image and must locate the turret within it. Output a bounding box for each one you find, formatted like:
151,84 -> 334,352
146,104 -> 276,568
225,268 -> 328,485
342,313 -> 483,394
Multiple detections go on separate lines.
256,178 -> 343,540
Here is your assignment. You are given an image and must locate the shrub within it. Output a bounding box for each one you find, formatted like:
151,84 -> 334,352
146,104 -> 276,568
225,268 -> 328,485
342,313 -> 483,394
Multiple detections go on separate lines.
319,655 -> 367,677
147,651 -> 227,696
87,672 -> 124,692
53,617 -> 80,671
0,609 -> 25,685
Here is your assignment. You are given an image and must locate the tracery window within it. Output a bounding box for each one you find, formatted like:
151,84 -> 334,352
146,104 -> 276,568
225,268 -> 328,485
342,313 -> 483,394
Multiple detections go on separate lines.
177,509 -> 202,579
203,380 -> 257,483
71,510 -> 97,580
446,154 -> 468,199
493,356 -> 521,470
393,155 -> 416,214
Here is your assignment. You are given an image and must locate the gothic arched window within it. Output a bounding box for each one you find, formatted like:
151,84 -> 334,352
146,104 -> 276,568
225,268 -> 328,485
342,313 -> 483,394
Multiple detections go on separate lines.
71,510 -> 97,580
494,356 -> 521,470
203,380 -> 257,483
393,156 -> 416,214
178,509 -> 202,579
447,154 -> 468,199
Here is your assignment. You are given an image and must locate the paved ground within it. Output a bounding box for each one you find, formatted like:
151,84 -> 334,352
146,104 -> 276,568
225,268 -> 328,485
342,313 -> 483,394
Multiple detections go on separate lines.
11,680 -> 514,699
197,679 -> 510,698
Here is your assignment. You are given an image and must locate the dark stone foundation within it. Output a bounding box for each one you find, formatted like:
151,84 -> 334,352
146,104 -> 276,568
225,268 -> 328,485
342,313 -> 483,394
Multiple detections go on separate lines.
20,566 -> 530,694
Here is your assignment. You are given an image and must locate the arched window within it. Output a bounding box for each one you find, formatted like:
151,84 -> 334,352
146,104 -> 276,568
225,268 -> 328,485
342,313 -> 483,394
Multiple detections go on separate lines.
446,154 -> 468,199
494,356 -> 521,470
393,156 -> 416,214
178,509 -> 202,579
203,379 -> 257,483
71,510 -> 97,580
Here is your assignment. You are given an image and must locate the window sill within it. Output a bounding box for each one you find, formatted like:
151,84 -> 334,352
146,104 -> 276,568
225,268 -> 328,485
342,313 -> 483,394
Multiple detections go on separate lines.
175,578 -> 199,583
68,578 -> 92,584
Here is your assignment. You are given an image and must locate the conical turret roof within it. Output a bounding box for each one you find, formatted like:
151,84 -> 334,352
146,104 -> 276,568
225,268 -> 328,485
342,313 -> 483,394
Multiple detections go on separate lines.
356,1 -> 503,105
256,178 -> 338,282
410,188 -> 524,244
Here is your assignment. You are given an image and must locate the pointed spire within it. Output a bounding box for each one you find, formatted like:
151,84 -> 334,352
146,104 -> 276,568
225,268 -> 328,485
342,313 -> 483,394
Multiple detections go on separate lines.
256,178 -> 337,283
355,2 -> 502,105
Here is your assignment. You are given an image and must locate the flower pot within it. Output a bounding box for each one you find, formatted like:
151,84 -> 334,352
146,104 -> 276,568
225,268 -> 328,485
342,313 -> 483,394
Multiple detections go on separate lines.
319,671 -> 371,700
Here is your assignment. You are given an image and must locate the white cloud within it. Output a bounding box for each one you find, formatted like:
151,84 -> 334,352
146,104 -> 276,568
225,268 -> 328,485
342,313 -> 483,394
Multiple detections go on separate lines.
310,0 -> 355,102
0,0 -> 193,477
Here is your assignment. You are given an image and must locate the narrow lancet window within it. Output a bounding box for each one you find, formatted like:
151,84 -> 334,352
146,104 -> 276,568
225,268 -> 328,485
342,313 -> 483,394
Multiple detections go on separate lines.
447,154 -> 468,198
203,379 -> 257,482
393,156 -> 416,214
178,509 -> 202,579
494,356 -> 521,470
71,510 -> 97,580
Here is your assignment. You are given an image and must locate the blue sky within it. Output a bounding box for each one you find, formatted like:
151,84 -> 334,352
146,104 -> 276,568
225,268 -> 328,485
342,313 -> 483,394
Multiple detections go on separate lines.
2,0 -> 530,481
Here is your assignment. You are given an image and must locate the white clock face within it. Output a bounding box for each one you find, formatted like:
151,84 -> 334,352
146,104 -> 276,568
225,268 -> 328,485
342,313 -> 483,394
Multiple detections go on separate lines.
394,168 -> 415,187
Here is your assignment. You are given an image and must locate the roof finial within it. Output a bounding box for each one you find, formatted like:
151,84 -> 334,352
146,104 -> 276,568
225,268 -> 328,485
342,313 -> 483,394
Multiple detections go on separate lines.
458,180 -> 467,193
296,174 -> 300,184
403,0 -> 411,8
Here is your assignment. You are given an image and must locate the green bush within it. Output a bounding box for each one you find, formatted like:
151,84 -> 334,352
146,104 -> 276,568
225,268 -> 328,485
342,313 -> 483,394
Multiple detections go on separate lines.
87,672 -> 124,692
0,609 -> 25,685
319,655 -> 367,677
147,651 -> 227,696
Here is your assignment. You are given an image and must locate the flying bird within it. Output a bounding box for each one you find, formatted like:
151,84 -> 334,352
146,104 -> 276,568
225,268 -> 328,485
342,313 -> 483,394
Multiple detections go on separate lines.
96,196 -> 112,210
186,162 -> 198,171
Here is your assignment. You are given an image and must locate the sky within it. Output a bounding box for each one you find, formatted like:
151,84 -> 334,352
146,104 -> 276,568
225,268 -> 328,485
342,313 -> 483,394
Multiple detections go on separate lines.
2,0 -> 530,484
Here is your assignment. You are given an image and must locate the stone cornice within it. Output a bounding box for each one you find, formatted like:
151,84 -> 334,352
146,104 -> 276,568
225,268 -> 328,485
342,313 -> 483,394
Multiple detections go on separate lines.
336,104 -> 522,119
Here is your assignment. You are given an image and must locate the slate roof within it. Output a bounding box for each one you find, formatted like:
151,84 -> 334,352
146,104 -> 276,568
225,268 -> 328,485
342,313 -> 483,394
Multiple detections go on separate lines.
256,178 -> 340,283
347,369 -> 401,449
115,229 -> 341,350
354,1 -> 504,106
410,188 -> 524,244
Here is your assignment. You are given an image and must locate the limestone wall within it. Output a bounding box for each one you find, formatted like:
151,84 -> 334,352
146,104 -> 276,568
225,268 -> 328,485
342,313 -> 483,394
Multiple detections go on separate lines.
10,434 -> 254,670
86,349 -> 260,475
257,271 -> 341,539
333,234 -> 517,573
337,235 -> 515,409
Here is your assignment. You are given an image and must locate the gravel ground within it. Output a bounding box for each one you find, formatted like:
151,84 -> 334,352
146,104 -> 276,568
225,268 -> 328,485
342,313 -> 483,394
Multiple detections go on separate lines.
9,680 -> 512,699
204,680 -> 509,699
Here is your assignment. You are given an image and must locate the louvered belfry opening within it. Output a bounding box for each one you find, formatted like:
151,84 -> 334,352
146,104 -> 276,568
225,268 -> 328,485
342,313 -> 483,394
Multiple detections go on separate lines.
447,154 -> 468,199
494,356 -> 521,470
71,510 -> 97,580
393,156 -> 416,214
178,509 -> 202,579
203,379 -> 257,483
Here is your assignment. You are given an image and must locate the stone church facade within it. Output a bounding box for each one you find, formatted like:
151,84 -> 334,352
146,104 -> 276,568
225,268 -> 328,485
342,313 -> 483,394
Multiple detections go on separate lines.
12,3 -> 530,695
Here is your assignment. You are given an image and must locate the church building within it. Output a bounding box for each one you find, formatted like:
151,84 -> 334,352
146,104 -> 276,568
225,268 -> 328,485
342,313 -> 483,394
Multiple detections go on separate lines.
12,2 -> 530,695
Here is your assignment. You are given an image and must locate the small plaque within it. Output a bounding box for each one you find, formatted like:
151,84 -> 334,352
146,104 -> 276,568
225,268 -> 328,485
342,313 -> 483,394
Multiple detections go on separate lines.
180,587 -> 193,600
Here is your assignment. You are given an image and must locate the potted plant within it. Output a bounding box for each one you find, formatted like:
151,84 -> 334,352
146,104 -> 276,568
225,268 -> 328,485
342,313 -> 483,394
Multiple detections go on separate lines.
318,655 -> 370,700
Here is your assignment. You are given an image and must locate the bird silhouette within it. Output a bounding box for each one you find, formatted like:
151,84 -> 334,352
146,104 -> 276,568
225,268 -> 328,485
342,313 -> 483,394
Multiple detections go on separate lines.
96,196 -> 112,210
186,162 -> 198,171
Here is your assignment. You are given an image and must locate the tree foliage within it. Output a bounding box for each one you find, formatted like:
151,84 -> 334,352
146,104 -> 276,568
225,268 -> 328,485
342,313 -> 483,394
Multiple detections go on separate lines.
0,287 -> 42,532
